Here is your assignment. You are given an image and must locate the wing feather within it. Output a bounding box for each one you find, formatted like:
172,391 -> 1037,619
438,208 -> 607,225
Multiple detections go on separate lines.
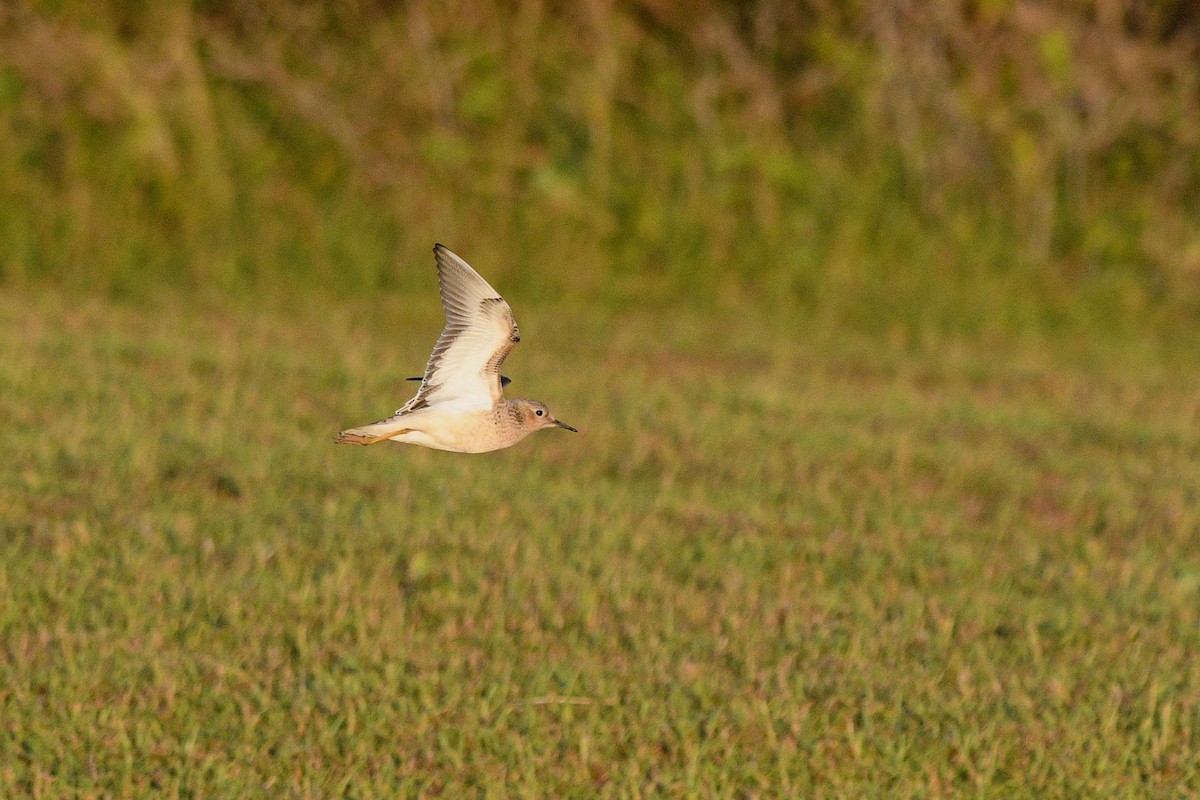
398,245 -> 518,413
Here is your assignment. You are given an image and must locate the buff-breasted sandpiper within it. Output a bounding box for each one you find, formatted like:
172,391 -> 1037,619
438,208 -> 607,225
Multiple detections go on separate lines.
335,244 -> 576,452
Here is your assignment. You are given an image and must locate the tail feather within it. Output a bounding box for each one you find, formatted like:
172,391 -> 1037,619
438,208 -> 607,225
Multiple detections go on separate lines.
334,418 -> 414,446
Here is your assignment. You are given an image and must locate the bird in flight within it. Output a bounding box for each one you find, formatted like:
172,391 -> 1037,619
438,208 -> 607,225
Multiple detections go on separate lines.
335,244 -> 576,452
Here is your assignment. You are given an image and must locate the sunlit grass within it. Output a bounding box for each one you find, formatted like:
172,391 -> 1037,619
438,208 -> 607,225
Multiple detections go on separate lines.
1,288 -> 1198,796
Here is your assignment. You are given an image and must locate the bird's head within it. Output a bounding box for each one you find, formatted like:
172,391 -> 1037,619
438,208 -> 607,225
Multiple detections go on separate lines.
514,399 -> 577,433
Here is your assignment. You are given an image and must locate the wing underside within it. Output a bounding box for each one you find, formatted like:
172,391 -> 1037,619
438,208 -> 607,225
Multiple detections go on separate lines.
398,245 -> 519,413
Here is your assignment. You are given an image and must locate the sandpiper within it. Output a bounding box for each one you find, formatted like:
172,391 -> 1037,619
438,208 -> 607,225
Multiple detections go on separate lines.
335,244 -> 576,452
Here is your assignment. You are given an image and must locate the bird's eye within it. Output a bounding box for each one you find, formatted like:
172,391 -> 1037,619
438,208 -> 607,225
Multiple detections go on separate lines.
535,409 -> 544,416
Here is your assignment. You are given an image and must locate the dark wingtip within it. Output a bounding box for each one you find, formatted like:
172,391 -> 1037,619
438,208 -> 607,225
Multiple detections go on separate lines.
500,375 -> 511,387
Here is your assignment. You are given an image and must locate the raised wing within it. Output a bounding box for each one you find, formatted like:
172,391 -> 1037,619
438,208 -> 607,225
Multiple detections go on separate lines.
398,244 -> 519,413
407,375 -> 510,387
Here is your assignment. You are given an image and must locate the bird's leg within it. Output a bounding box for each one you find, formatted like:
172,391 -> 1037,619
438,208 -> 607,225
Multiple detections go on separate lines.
334,427 -> 414,445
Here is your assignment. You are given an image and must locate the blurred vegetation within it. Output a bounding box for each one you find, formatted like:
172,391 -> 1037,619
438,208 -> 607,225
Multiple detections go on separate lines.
5,5 -> 1200,794
1,1 -> 1199,337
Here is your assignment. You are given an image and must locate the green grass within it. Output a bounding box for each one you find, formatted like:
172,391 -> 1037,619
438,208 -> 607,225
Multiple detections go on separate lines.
2,287 -> 1199,797
4,3 -> 1199,794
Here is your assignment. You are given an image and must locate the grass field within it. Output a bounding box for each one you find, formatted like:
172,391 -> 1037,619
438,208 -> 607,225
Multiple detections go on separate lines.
4,2 -> 1200,796
2,285 -> 1199,797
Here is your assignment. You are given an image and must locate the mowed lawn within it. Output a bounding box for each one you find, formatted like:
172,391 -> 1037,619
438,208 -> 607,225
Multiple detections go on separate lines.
1,288 -> 1198,797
